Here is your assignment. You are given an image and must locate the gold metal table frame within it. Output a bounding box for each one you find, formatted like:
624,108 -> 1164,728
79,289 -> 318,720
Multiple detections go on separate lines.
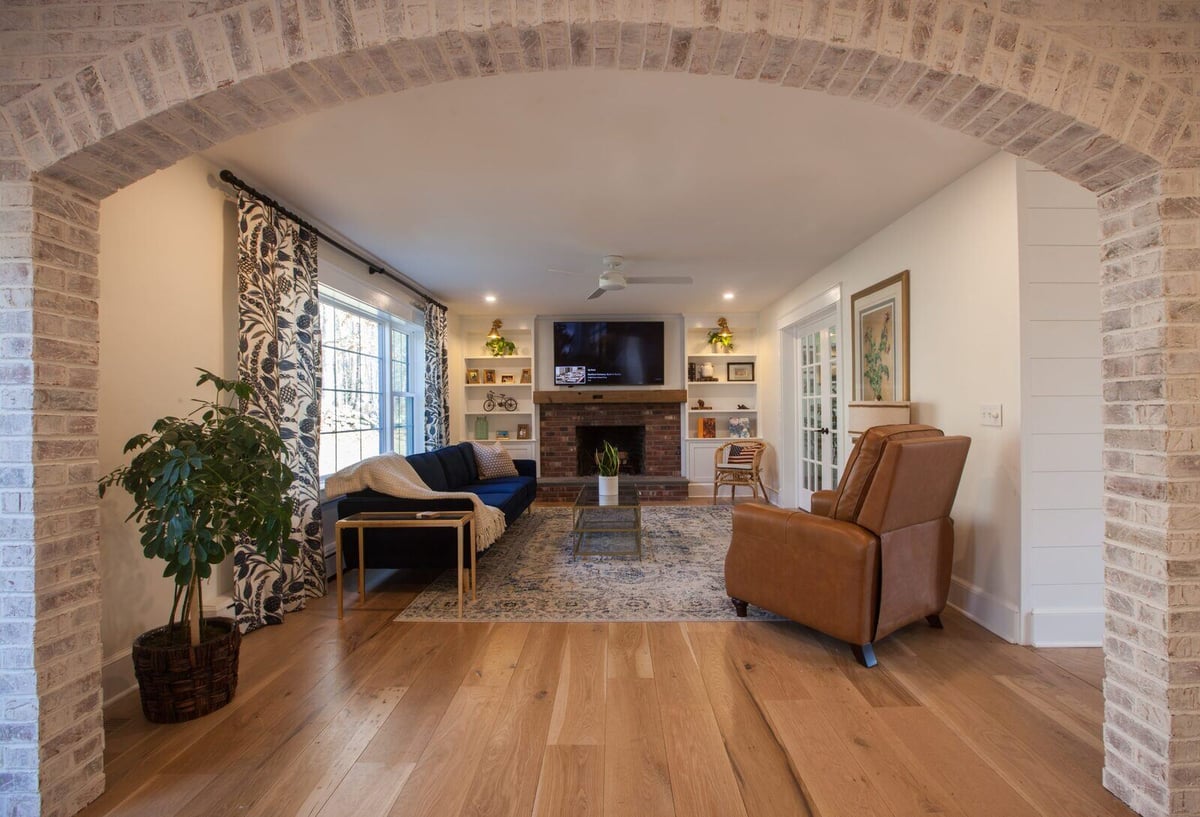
334,511 -> 475,618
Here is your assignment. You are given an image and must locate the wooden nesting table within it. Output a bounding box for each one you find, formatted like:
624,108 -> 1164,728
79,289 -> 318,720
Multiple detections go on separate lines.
334,510 -> 475,618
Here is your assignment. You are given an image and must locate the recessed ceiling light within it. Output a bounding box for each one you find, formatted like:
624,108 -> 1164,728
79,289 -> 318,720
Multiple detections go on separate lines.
723,292 -> 735,300
484,295 -> 497,303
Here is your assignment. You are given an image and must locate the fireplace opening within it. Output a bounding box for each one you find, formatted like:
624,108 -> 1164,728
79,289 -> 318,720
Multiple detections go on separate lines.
576,426 -> 646,475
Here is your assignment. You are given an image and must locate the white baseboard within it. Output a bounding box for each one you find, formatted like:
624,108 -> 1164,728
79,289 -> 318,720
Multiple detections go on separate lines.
102,647 -> 137,707
948,576 -> 1021,643
1028,607 -> 1103,647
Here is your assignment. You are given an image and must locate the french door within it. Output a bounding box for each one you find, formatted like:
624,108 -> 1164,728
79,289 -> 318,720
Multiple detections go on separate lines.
794,312 -> 840,506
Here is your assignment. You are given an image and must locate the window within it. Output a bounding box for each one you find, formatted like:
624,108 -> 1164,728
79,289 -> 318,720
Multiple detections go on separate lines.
319,289 -> 422,477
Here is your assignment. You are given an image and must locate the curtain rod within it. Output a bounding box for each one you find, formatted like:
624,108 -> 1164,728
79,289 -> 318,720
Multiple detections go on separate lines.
218,170 -> 448,312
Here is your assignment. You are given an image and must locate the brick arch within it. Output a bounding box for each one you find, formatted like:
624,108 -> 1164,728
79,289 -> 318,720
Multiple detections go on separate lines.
0,3 -> 1197,817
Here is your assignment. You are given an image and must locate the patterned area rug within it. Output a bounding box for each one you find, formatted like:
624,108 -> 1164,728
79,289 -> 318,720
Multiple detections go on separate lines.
394,505 -> 782,622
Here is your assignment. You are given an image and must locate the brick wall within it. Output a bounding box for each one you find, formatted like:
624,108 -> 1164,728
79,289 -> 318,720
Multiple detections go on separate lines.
539,403 -> 683,478
1099,166 -> 1200,817
0,1 -> 1195,816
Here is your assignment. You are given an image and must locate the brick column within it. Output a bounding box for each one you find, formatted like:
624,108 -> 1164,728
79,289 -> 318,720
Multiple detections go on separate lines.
30,176 -> 103,816
1101,167 -> 1200,817
0,169 -> 102,817
0,168 -> 41,817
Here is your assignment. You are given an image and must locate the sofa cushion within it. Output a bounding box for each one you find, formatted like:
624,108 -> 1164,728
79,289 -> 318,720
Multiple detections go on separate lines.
407,452 -> 448,492
455,442 -> 480,482
435,446 -> 473,489
471,442 -> 519,479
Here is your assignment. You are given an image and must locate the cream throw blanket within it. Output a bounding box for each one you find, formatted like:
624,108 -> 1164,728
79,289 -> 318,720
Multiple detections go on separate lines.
325,453 -> 507,552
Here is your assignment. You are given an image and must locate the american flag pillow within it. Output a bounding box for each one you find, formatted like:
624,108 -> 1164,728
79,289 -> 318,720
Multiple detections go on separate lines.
727,444 -> 760,465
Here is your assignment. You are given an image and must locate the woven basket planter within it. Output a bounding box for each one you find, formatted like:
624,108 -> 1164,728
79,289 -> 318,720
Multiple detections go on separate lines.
132,617 -> 241,724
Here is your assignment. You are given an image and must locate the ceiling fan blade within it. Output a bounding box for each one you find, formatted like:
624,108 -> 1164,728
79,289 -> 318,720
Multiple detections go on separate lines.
625,276 -> 694,285
586,288 -> 607,300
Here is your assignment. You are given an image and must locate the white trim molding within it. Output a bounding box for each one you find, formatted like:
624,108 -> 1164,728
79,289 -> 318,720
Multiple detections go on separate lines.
775,284 -> 842,330
1028,607 -> 1103,647
948,576 -> 1021,643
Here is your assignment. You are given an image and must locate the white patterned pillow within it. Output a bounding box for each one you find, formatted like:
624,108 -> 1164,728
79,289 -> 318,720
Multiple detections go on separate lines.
471,442 -> 519,479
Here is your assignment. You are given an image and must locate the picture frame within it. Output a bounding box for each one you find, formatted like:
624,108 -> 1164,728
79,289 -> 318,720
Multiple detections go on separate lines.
850,270 -> 910,401
727,362 -> 755,382
483,369 -> 497,384
517,423 -> 530,439
495,429 -> 510,440
520,367 -> 532,384
500,374 -> 515,384
466,368 -> 480,384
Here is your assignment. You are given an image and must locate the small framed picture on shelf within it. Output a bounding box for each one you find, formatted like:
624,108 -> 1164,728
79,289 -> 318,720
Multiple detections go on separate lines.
520,368 -> 532,384
495,430 -> 510,440
727,362 -> 755,382
483,369 -> 497,384
466,368 -> 480,384
517,423 -> 530,439
501,374 -> 515,384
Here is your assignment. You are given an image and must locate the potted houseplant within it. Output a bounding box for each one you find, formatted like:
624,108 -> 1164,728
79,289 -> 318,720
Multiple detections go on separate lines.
595,440 -> 620,496
99,370 -> 296,723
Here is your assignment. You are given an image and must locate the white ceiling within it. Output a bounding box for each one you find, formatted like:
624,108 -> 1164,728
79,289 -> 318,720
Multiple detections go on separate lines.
203,71 -> 995,315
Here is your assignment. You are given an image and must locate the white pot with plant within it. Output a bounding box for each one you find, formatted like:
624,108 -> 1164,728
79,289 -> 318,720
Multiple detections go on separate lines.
595,440 -> 620,496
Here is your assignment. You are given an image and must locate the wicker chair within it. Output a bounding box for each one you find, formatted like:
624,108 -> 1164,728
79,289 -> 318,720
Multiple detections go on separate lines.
713,441 -> 768,504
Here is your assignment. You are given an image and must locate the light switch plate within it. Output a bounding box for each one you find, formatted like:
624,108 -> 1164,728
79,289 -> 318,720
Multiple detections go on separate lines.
980,403 -> 1003,427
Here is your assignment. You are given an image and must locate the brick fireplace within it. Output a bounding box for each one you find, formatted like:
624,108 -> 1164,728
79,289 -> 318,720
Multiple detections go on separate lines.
536,391 -> 688,500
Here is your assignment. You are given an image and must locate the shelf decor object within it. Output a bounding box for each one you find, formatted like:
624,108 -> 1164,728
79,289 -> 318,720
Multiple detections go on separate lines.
727,361 -> 755,382
485,319 -> 517,357
851,270 -> 909,401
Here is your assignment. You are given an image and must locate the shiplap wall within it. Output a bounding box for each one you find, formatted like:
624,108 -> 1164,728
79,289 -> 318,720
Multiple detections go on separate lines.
1017,160 -> 1104,646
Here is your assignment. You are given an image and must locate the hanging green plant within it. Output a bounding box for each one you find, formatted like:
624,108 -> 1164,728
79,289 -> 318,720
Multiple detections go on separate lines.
485,318 -> 517,356
707,317 -> 735,350
486,336 -> 516,356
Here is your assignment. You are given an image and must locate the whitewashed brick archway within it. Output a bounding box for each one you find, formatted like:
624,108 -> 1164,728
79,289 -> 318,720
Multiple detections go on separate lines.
0,2 -> 1197,816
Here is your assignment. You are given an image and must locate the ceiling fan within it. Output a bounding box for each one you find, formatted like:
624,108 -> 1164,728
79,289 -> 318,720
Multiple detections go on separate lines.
551,255 -> 693,300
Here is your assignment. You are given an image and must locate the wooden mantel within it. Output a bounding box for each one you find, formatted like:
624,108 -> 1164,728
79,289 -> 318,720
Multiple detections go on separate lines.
533,389 -> 688,405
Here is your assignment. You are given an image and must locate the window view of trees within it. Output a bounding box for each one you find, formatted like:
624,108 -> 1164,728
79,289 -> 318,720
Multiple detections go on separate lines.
319,292 -> 419,477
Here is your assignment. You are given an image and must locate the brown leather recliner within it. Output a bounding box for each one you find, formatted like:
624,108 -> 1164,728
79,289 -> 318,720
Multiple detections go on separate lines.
724,424 -> 971,667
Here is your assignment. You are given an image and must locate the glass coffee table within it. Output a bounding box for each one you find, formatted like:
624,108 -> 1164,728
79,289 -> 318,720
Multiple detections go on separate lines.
572,484 -> 644,559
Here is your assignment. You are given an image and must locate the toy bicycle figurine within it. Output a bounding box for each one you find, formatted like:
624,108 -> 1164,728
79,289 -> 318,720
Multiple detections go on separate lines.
483,391 -> 518,412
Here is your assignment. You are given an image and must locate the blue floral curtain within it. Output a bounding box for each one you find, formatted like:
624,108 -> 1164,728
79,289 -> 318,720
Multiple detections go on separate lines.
233,192 -> 324,631
424,301 -> 450,451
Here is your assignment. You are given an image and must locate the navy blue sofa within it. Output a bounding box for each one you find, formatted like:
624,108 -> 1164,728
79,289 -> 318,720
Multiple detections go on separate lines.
335,442 -> 537,571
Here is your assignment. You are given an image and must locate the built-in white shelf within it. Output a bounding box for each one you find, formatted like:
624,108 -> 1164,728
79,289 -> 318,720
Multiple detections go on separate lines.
687,409 -> 757,414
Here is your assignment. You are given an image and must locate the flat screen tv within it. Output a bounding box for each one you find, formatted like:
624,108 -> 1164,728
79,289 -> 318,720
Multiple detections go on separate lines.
553,321 -> 665,386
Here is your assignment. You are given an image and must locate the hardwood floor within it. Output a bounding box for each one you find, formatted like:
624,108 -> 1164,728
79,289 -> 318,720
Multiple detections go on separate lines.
80,568 -> 1130,817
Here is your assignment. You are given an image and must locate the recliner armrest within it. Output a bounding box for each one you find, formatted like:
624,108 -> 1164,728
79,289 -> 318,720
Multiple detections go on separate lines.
810,490 -> 836,517
726,503 -> 880,645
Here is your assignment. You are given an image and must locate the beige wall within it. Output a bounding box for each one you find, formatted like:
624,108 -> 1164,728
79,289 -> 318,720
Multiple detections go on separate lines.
759,151 -> 1025,641
97,155 -> 238,701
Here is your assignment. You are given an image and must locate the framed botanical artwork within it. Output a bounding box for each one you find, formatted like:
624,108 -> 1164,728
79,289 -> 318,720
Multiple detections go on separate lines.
483,369 -> 497,384
727,362 -> 755,382
850,270 -> 909,401
520,368 -> 532,384
466,368 -> 480,384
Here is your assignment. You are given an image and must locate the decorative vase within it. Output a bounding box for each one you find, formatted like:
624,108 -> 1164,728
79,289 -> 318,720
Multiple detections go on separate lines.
474,416 -> 489,440
598,475 -> 618,496
699,361 -> 715,379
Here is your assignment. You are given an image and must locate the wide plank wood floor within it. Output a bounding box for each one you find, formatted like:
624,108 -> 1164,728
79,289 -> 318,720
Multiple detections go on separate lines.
80,567 -> 1131,817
